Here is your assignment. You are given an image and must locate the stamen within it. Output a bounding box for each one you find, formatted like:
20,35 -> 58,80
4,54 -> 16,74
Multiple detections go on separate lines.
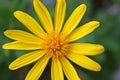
42,33 -> 68,58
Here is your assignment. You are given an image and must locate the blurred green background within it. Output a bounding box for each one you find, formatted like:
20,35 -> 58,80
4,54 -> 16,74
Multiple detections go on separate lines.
0,0 -> 120,80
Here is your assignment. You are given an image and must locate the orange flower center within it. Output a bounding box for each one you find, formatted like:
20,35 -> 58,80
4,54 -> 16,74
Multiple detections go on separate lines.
42,33 -> 69,58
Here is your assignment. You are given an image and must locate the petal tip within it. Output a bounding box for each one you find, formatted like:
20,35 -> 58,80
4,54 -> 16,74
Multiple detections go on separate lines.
81,4 -> 87,9
101,45 -> 105,53
4,30 -> 11,38
97,65 -> 102,71
90,21 -> 100,28
14,11 -> 20,16
97,44 -> 105,53
14,11 -> 24,18
96,21 -> 100,26
4,30 -> 8,34
33,0 -> 39,5
2,44 -> 6,49
9,64 -> 16,70
4,30 -> 12,33
94,21 -> 100,26
4,30 -> 13,37
81,4 -> 87,7
93,63 -> 102,71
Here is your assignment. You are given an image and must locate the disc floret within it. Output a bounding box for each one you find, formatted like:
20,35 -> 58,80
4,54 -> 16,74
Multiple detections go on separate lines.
42,33 -> 69,58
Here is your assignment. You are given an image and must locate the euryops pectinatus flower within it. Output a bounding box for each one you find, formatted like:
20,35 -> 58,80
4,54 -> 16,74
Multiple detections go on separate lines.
3,0 -> 104,80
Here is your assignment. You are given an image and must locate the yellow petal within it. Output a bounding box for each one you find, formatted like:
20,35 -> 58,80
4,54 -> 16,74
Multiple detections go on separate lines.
14,11 -> 46,39
4,30 -> 43,44
69,43 -> 104,56
33,0 -> 53,33
66,53 -> 101,71
67,21 -> 100,42
60,56 -> 80,80
51,58 -> 64,80
54,0 -> 66,33
9,50 -> 45,70
2,41 -> 42,50
61,4 -> 86,36
25,56 -> 50,80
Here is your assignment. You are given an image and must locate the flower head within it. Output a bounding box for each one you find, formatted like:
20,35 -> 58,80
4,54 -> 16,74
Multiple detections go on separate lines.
3,0 -> 104,80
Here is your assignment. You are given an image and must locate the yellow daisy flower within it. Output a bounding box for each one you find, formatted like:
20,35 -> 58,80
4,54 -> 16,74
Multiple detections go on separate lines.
3,0 -> 104,80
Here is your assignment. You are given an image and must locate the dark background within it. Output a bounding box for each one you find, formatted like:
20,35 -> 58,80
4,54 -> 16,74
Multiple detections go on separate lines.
0,0 -> 120,80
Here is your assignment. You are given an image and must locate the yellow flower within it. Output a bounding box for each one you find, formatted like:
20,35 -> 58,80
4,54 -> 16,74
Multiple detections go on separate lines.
3,0 -> 104,80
